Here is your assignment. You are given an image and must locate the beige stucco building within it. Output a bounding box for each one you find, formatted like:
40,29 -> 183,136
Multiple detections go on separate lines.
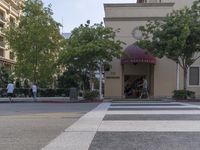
104,0 -> 199,99
0,0 -> 22,69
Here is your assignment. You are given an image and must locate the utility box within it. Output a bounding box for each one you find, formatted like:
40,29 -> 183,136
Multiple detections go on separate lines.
69,87 -> 78,101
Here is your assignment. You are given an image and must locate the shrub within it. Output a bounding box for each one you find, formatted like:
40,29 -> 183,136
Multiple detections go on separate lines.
84,90 -> 99,100
0,88 -> 7,97
173,90 -> 195,100
38,88 -> 69,97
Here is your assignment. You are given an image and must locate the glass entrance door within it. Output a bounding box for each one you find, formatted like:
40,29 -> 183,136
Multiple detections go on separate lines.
124,75 -> 145,98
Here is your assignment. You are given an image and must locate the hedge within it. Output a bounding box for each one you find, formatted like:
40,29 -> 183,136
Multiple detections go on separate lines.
0,88 -> 71,97
173,90 -> 195,100
83,90 -> 99,100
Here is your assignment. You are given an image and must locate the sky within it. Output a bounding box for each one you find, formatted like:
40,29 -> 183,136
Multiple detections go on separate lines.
42,0 -> 136,33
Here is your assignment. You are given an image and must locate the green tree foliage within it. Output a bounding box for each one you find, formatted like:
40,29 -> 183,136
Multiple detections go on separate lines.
5,0 -> 63,87
57,66 -> 80,89
15,78 -> 22,88
59,21 -> 123,90
0,66 -> 9,88
137,0 -> 200,90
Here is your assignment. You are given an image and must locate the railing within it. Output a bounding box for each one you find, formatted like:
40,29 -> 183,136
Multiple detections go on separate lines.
0,0 -> 10,9
0,56 -> 16,64
10,7 -> 19,16
11,0 -> 19,6
0,88 -> 71,97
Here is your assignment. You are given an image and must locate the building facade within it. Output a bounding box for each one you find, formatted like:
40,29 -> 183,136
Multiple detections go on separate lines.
104,0 -> 197,99
0,0 -> 22,69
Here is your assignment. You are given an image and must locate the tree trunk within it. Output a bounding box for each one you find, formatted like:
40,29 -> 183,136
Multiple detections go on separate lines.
33,45 -> 38,84
183,67 -> 188,90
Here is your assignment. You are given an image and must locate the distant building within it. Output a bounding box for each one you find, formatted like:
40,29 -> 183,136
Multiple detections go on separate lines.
0,0 -> 23,69
62,33 -> 71,39
104,0 -> 196,99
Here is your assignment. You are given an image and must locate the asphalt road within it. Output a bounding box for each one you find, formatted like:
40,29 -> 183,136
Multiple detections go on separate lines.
90,132 -> 200,150
0,103 -> 100,150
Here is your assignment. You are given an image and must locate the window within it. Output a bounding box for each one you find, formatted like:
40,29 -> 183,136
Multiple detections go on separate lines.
9,52 -> 15,60
0,48 -> 4,57
10,17 -> 16,27
189,67 -> 200,86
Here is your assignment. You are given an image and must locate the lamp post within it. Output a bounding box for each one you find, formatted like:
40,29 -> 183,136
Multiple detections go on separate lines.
99,63 -> 103,100
176,62 -> 180,90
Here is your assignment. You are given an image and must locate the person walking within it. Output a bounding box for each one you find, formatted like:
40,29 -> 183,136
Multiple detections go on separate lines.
32,83 -> 37,102
139,77 -> 149,99
7,81 -> 14,103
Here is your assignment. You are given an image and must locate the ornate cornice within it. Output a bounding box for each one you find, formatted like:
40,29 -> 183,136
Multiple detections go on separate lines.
0,57 -> 16,65
104,17 -> 165,22
104,3 -> 175,8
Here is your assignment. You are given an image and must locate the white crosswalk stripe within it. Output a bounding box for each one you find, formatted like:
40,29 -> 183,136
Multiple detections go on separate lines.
41,101 -> 200,150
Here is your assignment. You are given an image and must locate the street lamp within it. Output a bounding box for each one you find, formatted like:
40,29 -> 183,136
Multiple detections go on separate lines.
176,62 -> 180,90
99,62 -> 103,100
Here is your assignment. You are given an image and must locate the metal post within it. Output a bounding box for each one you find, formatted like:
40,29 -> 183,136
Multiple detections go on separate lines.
176,63 -> 180,90
99,63 -> 103,100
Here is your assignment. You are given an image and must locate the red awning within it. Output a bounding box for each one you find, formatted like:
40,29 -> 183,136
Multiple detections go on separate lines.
121,44 -> 156,64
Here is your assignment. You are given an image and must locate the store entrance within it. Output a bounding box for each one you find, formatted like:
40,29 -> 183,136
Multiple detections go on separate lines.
124,75 -> 145,99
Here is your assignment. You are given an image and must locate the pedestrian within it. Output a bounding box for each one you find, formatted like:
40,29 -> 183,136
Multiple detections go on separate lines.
32,83 -> 37,102
7,81 -> 14,103
139,77 -> 149,99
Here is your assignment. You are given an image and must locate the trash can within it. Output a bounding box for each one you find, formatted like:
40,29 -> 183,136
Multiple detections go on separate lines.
69,87 -> 78,101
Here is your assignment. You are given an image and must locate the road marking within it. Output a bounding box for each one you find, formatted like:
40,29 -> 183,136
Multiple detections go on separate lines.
107,110 -> 200,114
109,106 -> 198,108
0,112 -> 82,119
41,103 -> 111,150
42,102 -> 200,150
98,120 -> 200,132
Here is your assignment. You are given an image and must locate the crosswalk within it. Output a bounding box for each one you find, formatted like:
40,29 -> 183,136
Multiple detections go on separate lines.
99,102 -> 200,132
42,101 -> 200,150
90,102 -> 200,150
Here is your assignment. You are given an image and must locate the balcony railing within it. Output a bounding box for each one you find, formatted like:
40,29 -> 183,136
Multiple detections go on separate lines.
0,0 -> 10,10
11,0 -> 19,5
0,56 -> 16,64
10,7 -> 19,16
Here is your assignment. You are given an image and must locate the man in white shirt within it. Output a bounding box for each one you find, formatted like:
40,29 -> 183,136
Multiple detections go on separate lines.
7,82 -> 14,103
139,77 -> 149,99
32,83 -> 37,102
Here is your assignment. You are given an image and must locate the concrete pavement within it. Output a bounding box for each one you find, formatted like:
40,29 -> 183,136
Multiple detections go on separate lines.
0,97 -> 85,103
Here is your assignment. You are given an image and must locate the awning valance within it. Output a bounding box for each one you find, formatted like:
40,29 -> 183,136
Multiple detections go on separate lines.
121,44 -> 156,64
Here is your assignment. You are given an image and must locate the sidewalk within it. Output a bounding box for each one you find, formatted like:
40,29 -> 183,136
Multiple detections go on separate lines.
0,97 -> 84,103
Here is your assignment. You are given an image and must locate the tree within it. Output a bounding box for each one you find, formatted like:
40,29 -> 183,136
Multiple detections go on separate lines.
15,78 -> 22,88
0,66 -> 9,88
5,0 -> 63,87
137,0 -> 200,90
59,21 -> 123,90
57,66 -> 80,89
